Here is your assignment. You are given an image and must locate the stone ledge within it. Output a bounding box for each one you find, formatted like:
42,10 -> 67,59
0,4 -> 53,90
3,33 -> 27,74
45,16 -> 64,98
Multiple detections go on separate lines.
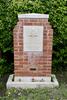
6,74 -> 59,89
14,76 -> 51,82
18,13 -> 49,19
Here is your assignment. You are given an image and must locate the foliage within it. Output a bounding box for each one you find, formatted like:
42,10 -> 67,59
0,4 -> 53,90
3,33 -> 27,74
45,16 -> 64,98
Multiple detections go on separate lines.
0,0 -> 17,52
0,58 -> 13,77
0,0 -> 67,76
0,84 -> 67,100
13,0 -> 67,71
46,0 -> 67,71
0,0 -> 17,77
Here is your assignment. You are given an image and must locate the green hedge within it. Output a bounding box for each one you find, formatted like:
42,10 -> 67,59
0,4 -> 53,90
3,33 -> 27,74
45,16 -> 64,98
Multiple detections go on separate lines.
0,0 -> 67,76
13,0 -> 67,71
0,0 -> 17,77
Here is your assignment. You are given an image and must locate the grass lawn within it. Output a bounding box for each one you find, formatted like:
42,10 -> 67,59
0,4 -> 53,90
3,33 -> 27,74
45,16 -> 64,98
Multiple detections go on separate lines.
0,70 -> 67,100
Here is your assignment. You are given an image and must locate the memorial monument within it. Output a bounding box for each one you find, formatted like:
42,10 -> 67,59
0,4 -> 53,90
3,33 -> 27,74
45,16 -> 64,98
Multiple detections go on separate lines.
7,13 -> 59,88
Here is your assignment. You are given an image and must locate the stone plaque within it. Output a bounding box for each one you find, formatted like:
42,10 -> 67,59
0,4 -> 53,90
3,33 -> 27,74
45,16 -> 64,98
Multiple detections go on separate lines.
23,26 -> 43,51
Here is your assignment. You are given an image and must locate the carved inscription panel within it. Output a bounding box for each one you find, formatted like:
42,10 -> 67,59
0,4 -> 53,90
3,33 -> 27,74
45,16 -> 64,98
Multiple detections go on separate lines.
23,26 -> 43,51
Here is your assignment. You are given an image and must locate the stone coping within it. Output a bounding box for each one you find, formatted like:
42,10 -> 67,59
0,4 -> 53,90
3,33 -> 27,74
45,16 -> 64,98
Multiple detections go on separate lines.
6,74 -> 59,89
18,13 -> 49,19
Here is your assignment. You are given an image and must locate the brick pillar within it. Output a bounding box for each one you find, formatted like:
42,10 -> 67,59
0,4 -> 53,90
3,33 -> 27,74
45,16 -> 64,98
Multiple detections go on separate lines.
13,14 -> 53,78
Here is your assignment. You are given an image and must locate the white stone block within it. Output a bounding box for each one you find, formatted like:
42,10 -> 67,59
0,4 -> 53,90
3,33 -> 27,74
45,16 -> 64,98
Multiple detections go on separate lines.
6,74 -> 59,89
18,13 -> 49,19
23,26 -> 43,51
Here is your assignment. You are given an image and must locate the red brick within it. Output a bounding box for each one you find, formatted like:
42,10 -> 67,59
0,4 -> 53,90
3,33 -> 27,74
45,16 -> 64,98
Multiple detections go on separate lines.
13,17 -> 53,77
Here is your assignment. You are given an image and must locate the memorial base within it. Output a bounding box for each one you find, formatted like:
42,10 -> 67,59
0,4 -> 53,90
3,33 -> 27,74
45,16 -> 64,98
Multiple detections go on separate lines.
6,74 -> 59,89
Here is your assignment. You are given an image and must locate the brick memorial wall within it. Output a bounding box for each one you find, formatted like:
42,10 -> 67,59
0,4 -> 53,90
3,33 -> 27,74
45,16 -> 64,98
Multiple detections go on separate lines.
13,14 -> 53,78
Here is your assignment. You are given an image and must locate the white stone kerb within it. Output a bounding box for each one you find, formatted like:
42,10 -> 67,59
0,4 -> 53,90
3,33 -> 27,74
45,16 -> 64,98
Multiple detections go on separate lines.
18,13 -> 49,19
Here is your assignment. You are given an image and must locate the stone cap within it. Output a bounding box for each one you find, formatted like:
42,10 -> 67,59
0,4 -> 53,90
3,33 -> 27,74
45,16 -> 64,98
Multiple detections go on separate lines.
18,13 -> 49,19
